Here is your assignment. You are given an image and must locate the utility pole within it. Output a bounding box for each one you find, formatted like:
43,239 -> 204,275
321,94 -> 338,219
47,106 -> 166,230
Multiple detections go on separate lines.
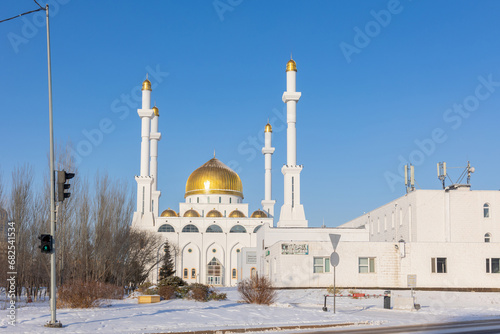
45,4 -> 61,328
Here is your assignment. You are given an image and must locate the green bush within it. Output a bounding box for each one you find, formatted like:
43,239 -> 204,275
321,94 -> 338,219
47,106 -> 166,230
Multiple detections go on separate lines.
176,286 -> 191,299
159,276 -> 187,288
209,291 -> 227,301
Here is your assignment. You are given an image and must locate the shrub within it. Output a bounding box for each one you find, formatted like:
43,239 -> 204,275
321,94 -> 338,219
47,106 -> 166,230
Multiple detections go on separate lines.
159,276 -> 187,288
190,283 -> 210,302
159,285 -> 176,300
209,291 -> 227,301
237,274 -> 276,305
137,282 -> 153,293
59,281 -> 123,308
327,286 -> 342,295
176,286 -> 191,299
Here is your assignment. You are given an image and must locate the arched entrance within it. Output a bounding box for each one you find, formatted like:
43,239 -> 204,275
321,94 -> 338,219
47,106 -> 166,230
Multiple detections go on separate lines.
207,257 -> 224,285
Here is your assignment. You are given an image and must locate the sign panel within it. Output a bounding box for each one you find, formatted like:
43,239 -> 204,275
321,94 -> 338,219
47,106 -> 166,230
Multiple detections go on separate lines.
246,251 -> 257,264
281,243 -> 309,255
330,251 -> 340,267
407,274 -> 417,288
329,234 -> 341,251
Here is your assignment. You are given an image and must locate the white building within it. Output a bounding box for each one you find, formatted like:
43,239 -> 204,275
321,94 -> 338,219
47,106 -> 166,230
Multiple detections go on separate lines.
132,59 -> 499,290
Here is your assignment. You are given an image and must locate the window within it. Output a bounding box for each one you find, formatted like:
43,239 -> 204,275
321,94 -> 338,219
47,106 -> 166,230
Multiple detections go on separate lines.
197,197 -> 199,203
359,257 -> 375,273
191,268 -> 196,279
206,224 -> 223,233
313,257 -> 330,273
377,218 -> 380,233
253,225 -> 262,233
251,267 -> 257,278
207,197 -> 210,203
232,268 -> 237,279
230,225 -> 247,233
183,268 -> 188,279
484,203 -> 490,218
486,258 -> 499,273
158,224 -> 175,232
485,233 -> 491,243
384,215 -> 387,231
431,257 -> 447,273
182,224 -> 199,233
230,198 -> 232,204
219,197 -> 221,203
391,212 -> 395,229
399,208 -> 403,226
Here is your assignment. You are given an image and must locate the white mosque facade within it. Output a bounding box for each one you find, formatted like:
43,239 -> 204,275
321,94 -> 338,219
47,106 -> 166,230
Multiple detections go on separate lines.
132,59 -> 500,290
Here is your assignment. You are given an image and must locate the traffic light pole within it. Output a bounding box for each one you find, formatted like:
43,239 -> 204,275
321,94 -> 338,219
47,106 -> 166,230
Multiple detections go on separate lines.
45,4 -> 61,328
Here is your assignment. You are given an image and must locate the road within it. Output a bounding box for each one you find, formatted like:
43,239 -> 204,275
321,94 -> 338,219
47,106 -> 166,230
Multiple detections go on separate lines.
300,318 -> 500,334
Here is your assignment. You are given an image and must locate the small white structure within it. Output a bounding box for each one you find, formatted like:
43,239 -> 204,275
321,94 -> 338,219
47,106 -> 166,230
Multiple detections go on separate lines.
132,58 -> 499,290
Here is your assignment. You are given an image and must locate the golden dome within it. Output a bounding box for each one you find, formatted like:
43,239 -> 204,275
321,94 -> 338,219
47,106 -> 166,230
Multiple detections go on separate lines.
251,209 -> 268,218
153,106 -> 159,117
142,79 -> 152,91
265,123 -> 272,133
183,209 -> 200,217
185,157 -> 243,198
229,209 -> 245,218
160,208 -> 178,217
206,209 -> 223,218
286,59 -> 297,72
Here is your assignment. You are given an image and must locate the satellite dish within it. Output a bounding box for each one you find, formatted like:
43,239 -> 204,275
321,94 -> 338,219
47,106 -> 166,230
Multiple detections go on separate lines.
470,167 -> 475,173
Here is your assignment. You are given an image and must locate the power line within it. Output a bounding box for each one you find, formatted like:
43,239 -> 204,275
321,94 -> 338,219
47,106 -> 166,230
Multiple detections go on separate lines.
0,1 -> 45,24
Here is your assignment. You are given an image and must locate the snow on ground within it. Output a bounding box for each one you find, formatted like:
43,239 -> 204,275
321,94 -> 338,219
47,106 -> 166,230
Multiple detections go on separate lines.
1,288 -> 499,333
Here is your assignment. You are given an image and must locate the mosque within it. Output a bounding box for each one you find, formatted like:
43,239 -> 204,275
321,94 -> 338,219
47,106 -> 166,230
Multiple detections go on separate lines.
132,58 -> 499,290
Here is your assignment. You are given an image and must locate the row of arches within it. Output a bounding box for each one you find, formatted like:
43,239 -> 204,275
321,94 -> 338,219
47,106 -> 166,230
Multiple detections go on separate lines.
158,223 -> 263,233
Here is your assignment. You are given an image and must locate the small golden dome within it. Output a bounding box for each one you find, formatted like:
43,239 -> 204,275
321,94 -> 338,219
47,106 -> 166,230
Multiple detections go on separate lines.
153,106 -> 159,117
160,208 -> 178,217
183,209 -> 200,217
286,59 -> 297,72
265,123 -> 272,133
185,157 -> 243,198
229,209 -> 245,218
251,209 -> 268,218
206,209 -> 223,218
142,79 -> 152,91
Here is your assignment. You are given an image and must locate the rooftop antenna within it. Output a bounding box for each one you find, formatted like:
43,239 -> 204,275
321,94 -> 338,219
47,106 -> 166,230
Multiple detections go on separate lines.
322,218 -> 326,228
213,150 -> 216,158
437,161 -> 475,190
404,164 -> 415,193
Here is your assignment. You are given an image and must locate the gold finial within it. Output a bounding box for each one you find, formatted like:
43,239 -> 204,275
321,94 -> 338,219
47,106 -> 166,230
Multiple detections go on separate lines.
142,75 -> 152,91
286,58 -> 297,72
213,150 -> 216,158
265,122 -> 272,133
153,105 -> 159,116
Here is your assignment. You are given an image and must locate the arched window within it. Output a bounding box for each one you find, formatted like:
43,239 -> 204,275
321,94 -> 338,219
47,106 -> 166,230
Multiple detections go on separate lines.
253,225 -> 262,233
230,225 -> 247,233
158,224 -> 175,233
191,268 -> 196,279
485,233 -> 491,243
182,224 -> 199,233
484,203 -> 490,218
183,268 -> 188,279
251,267 -> 257,278
232,268 -> 237,279
206,224 -> 223,233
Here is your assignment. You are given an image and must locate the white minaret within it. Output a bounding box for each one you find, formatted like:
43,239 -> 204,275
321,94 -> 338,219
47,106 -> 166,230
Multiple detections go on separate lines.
278,58 -> 308,227
261,122 -> 276,218
150,105 -> 162,217
132,78 -> 155,228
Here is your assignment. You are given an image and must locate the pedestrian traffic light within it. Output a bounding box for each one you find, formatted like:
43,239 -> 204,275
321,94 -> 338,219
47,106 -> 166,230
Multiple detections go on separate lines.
39,234 -> 53,254
56,170 -> 75,202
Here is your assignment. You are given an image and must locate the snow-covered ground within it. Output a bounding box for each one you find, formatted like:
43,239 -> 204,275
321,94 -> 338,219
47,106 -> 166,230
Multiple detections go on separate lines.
1,288 -> 499,333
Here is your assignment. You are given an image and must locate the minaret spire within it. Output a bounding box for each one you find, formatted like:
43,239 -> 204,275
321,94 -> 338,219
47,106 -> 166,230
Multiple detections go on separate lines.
262,121 -> 276,219
278,57 -> 307,227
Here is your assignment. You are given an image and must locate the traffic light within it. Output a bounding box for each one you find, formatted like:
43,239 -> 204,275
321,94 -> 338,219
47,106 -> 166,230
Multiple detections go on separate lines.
56,170 -> 75,202
39,234 -> 53,254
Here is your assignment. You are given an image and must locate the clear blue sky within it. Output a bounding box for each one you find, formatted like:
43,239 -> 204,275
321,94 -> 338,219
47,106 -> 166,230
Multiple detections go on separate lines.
2,0 -> 500,227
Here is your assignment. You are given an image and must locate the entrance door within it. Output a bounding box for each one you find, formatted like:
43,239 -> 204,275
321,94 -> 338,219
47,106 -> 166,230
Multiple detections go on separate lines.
207,257 -> 223,285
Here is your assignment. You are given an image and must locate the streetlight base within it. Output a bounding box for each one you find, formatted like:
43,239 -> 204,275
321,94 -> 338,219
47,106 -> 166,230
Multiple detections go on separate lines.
44,321 -> 63,328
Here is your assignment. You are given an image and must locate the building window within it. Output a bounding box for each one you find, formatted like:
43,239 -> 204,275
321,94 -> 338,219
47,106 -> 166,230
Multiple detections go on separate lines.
236,249 -> 241,253
197,197 -> 199,203
399,208 -> 403,226
384,215 -> 387,231
188,248 -> 192,253
183,268 -> 188,279
253,225 -> 262,233
485,233 -> 491,243
232,268 -> 237,279
191,268 -> 196,279
206,224 -> 223,233
230,198 -> 232,204
251,267 -> 257,278
359,257 -> 375,273
484,203 -> 490,218
189,198 -> 192,203
377,218 -> 380,233
230,225 -> 247,233
158,224 -> 175,232
219,197 -> 221,203
313,257 -> 330,273
431,257 -> 447,273
182,224 -> 199,233
391,212 -> 395,229
486,258 -> 499,273
212,248 -> 217,253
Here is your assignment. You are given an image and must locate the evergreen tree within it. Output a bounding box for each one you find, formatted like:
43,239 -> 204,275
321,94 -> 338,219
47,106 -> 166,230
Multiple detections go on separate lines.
159,242 -> 175,280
